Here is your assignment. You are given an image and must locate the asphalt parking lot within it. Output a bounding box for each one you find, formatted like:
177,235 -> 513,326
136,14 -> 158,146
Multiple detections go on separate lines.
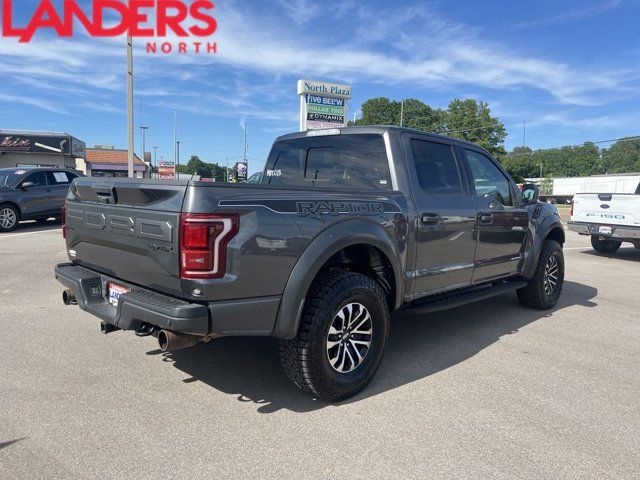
1,222 -> 639,479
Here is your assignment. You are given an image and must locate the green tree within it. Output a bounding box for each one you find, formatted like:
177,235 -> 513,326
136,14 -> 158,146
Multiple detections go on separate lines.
358,97 -> 401,126
601,137 -> 640,173
500,146 -> 537,182
442,99 -> 506,157
357,97 -> 446,132
184,156 -> 212,178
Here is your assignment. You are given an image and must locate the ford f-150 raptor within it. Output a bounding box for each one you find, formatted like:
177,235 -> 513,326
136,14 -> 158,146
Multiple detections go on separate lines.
55,127 -> 565,400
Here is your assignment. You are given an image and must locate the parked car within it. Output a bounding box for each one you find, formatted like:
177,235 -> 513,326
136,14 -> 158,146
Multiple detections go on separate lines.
0,167 -> 83,232
569,189 -> 640,253
55,127 -> 565,400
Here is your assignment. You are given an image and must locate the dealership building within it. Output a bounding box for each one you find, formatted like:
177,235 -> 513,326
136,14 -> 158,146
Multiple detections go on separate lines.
0,131 -> 150,178
0,130 -> 86,170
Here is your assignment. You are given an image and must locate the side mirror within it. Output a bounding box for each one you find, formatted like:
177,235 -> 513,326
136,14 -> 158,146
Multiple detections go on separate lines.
20,181 -> 36,189
521,183 -> 540,205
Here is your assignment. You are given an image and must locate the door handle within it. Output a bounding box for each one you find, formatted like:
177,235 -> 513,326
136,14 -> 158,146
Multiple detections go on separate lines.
421,213 -> 441,225
479,213 -> 493,224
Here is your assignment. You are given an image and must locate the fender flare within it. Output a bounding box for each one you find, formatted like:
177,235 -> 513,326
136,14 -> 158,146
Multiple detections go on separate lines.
272,219 -> 403,339
521,215 -> 565,279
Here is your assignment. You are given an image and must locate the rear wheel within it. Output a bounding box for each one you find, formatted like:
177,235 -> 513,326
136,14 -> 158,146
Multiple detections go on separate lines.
0,204 -> 19,232
591,236 -> 621,254
279,269 -> 390,401
517,240 -> 564,310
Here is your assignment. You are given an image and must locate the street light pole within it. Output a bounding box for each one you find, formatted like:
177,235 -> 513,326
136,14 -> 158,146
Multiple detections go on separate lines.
140,125 -> 148,163
176,141 -> 180,180
153,146 -> 158,180
126,27 -> 134,178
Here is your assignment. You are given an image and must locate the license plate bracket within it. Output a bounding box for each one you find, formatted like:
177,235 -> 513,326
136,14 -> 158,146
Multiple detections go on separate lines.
108,282 -> 130,307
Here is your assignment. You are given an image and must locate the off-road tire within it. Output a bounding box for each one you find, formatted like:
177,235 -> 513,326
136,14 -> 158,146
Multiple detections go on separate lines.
517,240 -> 564,310
0,204 -> 19,232
279,268 -> 390,401
591,236 -> 621,254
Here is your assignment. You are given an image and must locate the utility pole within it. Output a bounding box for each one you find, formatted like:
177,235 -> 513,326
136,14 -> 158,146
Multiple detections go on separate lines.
126,22 -> 134,178
225,157 -> 229,183
540,159 -> 543,182
173,108 -> 177,170
140,126 -> 148,164
243,121 -> 248,175
523,119 -> 526,148
153,146 -> 158,179
400,99 -> 404,127
176,141 -> 180,180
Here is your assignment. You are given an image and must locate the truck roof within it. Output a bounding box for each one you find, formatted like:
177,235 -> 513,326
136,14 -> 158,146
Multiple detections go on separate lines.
275,125 -> 482,149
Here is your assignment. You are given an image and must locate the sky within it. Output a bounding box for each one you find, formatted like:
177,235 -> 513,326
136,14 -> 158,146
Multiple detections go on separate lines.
1,0 -> 639,175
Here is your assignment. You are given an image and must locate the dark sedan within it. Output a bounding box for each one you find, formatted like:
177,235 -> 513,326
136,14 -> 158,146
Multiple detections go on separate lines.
0,167 -> 83,232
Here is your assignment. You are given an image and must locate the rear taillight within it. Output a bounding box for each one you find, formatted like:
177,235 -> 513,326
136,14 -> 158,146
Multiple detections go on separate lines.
570,201 -> 574,217
179,213 -> 239,279
61,204 -> 67,239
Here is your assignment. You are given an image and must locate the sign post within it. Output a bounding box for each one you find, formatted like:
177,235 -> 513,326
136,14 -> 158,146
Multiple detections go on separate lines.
297,79 -> 352,131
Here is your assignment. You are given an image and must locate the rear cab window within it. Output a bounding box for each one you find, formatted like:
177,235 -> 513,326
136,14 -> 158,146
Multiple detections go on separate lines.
263,134 -> 392,191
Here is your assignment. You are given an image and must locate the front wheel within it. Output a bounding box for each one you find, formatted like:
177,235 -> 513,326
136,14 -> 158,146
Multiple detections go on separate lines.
591,236 -> 621,254
279,269 -> 390,401
517,240 -> 565,310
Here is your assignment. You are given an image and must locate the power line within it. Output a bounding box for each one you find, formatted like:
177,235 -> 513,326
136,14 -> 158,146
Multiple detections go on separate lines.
436,124 -> 497,135
504,135 -> 640,158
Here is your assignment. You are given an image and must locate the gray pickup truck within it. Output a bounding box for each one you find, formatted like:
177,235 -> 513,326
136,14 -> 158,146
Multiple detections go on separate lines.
55,127 -> 565,400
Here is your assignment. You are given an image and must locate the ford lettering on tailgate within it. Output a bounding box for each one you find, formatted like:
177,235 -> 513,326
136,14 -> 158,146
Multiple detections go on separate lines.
67,207 -> 174,243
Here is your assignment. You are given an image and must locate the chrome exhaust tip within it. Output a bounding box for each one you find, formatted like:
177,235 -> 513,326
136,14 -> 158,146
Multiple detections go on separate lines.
62,289 -> 77,306
158,330 -> 203,352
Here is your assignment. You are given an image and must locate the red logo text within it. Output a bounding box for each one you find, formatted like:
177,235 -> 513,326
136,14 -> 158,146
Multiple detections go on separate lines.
2,0 -> 218,51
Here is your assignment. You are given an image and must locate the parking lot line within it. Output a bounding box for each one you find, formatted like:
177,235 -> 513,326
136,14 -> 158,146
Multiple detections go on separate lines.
0,229 -> 60,239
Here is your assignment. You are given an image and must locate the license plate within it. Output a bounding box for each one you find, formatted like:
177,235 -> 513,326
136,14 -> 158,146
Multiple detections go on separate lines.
598,226 -> 612,235
108,282 -> 130,307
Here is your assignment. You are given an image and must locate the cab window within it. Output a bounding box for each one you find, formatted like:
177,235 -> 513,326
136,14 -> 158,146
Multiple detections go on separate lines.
411,139 -> 463,195
264,134 -> 392,191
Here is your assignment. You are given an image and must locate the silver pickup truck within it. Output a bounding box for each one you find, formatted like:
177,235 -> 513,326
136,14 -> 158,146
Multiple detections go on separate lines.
55,127 -> 565,400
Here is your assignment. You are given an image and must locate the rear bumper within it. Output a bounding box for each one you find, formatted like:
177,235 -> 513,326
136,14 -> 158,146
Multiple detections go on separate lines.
55,263 -> 281,337
568,221 -> 640,240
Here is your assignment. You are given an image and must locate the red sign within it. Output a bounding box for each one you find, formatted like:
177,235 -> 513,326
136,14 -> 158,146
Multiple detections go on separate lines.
2,0 -> 218,54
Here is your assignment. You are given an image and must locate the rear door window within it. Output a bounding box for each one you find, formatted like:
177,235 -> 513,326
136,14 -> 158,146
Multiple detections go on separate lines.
264,134 -> 391,190
410,139 -> 463,195
47,171 -> 74,185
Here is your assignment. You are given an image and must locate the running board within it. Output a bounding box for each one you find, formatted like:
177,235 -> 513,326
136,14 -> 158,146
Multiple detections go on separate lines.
406,280 -> 528,315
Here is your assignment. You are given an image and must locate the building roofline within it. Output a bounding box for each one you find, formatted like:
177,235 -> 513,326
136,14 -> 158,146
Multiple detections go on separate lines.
0,129 -> 76,137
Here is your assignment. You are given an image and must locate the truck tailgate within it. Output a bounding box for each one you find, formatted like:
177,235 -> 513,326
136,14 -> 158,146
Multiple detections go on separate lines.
65,178 -> 187,296
572,193 -> 640,227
